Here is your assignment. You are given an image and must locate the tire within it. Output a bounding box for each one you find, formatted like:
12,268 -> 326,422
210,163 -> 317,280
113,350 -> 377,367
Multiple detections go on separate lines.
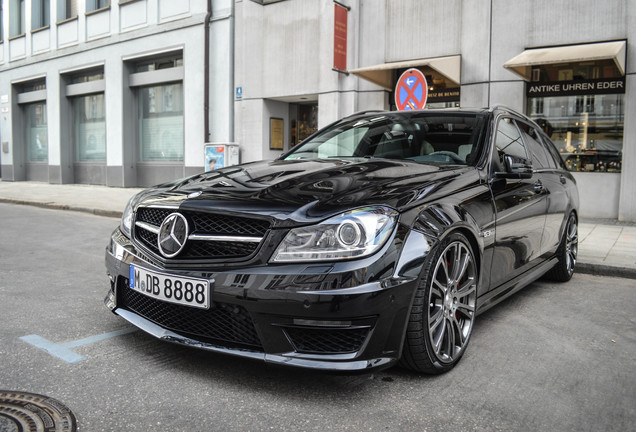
545,212 -> 578,282
400,232 -> 478,374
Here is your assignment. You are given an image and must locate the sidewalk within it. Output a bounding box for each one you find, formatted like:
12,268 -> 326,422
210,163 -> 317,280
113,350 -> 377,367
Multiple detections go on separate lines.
1,180 -> 635,279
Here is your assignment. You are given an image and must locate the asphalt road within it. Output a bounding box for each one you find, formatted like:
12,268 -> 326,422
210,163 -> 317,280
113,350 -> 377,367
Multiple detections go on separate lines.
1,203 -> 634,431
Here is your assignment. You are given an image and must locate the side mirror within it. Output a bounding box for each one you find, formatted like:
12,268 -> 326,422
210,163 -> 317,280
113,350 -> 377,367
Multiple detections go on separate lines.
495,155 -> 533,179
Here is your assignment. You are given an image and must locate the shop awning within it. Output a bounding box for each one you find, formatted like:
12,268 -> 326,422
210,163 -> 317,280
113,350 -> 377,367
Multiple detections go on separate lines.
349,55 -> 461,91
503,41 -> 627,81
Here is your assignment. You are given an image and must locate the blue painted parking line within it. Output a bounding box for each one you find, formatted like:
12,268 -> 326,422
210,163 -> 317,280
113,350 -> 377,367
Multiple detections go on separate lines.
20,328 -> 138,364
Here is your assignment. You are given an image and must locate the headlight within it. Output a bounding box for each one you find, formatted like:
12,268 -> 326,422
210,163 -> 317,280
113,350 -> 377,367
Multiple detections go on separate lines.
271,206 -> 398,262
120,197 -> 135,238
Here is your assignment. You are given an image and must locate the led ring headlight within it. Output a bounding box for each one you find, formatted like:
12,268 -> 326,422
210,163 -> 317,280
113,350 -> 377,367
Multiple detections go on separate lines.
337,221 -> 362,247
271,206 -> 398,263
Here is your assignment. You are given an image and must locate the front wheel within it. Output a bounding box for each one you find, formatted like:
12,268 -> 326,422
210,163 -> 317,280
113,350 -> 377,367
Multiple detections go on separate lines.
400,232 -> 478,374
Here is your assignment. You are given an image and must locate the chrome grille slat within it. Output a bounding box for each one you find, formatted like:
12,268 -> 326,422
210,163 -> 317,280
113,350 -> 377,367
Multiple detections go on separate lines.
133,206 -> 270,260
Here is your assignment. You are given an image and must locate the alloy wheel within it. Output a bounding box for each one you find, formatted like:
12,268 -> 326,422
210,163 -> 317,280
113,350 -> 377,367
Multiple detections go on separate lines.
565,216 -> 578,276
428,240 -> 477,364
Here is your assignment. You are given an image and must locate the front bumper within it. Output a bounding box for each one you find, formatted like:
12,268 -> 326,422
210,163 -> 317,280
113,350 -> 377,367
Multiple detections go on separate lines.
105,228 -> 425,372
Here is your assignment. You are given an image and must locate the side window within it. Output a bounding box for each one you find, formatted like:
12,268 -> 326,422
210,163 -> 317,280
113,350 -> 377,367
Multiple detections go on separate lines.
517,121 -> 552,170
494,117 -> 527,171
541,135 -> 567,170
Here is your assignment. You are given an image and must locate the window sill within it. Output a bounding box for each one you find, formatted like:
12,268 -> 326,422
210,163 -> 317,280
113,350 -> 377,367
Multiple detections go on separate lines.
31,25 -> 51,34
8,34 -> 26,42
119,0 -> 143,5
86,6 -> 111,17
57,16 -> 79,26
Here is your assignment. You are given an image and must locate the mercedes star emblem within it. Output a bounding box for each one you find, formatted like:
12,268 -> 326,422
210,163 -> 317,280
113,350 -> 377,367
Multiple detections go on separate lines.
158,213 -> 189,258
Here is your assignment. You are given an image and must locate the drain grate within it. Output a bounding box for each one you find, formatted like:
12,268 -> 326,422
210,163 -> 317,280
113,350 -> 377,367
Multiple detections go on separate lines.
0,391 -> 77,432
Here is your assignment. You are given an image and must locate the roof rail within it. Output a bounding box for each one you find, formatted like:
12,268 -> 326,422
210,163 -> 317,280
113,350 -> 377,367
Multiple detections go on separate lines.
490,104 -> 534,122
344,109 -> 387,118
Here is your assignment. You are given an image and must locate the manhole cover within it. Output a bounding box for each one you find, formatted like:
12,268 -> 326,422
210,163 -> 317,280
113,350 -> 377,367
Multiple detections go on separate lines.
0,391 -> 77,432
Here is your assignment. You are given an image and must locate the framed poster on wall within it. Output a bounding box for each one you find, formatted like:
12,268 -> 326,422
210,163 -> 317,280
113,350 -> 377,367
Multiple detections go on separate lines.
270,118 -> 284,150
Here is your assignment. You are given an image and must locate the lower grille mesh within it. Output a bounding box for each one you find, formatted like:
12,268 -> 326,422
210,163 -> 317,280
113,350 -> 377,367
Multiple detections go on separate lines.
118,278 -> 262,350
284,327 -> 370,354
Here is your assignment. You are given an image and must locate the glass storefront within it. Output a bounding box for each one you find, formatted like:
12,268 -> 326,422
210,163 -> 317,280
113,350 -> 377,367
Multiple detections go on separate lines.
74,94 -> 106,162
138,83 -> 184,162
526,61 -> 625,173
25,102 -> 48,163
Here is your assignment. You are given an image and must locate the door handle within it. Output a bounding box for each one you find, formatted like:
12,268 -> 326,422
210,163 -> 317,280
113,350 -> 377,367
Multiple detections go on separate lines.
533,180 -> 545,193
560,174 -> 567,185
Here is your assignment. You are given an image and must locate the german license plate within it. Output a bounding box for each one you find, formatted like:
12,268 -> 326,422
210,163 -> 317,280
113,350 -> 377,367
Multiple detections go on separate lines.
129,265 -> 210,309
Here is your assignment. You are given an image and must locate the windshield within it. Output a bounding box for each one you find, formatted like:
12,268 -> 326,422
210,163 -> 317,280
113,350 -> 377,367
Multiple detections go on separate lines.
284,112 -> 487,166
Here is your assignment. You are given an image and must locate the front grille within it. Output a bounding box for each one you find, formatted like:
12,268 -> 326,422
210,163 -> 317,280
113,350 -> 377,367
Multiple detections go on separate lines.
118,279 -> 262,350
187,241 -> 259,258
284,327 -> 370,354
189,213 -> 270,237
133,207 -> 270,261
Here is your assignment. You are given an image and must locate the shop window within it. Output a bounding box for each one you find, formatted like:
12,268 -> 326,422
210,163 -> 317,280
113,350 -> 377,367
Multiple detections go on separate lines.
127,52 -> 184,162
25,102 -> 48,162
290,103 -> 318,147
527,94 -> 624,173
65,68 -> 106,163
73,94 -> 106,162
138,83 -> 184,162
526,59 -> 624,173
71,70 -> 104,83
15,79 -> 48,163
136,56 -> 182,72
32,0 -> 50,30
9,0 -> 25,37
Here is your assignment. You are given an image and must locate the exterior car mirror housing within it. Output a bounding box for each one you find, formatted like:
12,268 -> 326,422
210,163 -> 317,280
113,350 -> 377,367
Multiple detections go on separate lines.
495,155 -> 533,179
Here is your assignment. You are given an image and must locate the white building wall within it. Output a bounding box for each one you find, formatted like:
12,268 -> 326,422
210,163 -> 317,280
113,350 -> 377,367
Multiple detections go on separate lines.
0,0 -> 231,187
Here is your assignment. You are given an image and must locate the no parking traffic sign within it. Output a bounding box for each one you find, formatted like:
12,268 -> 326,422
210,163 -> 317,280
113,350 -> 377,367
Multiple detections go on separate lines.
395,68 -> 428,110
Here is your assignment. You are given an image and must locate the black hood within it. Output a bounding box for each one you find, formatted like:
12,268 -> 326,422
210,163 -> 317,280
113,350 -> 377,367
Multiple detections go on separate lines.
136,159 -> 469,223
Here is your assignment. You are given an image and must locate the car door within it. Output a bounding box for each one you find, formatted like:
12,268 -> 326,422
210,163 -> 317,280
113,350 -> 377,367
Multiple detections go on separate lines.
487,116 -> 548,290
537,129 -> 574,256
516,120 -> 557,258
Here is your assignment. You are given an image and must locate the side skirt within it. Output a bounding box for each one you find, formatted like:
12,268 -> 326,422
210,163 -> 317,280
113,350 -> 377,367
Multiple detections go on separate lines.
476,257 -> 558,315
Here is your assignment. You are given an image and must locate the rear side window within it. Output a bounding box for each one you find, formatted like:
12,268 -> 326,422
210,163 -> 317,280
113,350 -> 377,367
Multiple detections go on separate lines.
541,135 -> 567,170
493,117 -> 528,172
517,121 -> 552,169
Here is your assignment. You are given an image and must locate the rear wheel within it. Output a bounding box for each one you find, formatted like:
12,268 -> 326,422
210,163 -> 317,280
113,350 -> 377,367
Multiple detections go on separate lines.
400,232 -> 477,374
545,212 -> 578,282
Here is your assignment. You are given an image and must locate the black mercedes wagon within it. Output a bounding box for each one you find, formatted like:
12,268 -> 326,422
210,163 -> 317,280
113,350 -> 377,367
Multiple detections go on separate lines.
105,106 -> 579,374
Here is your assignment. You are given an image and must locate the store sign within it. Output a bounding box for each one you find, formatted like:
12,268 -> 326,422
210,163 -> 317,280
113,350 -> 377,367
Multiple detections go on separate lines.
427,87 -> 460,103
526,77 -> 625,97
333,3 -> 348,71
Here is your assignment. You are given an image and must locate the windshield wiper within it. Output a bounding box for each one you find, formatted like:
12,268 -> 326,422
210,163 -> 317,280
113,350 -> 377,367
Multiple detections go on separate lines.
327,155 -> 375,159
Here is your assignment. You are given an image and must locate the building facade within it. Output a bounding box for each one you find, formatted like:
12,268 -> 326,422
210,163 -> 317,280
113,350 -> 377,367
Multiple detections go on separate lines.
1,0 -> 635,221
234,0 -> 636,221
0,0 -> 234,187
